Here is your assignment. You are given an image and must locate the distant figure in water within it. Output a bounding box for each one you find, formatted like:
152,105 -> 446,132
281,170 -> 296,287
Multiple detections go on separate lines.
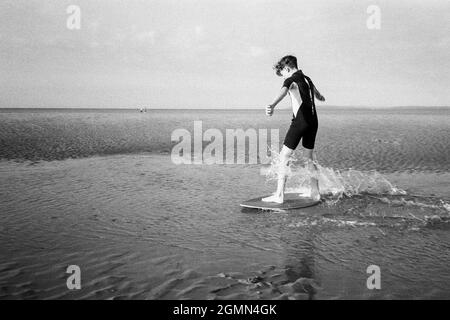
263,55 -> 325,204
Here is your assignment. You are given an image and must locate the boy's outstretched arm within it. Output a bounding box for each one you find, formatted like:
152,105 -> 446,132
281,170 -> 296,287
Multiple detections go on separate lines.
313,86 -> 325,101
266,87 -> 289,116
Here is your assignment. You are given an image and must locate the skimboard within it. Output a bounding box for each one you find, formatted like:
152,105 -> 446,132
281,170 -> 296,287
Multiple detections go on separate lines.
240,193 -> 320,211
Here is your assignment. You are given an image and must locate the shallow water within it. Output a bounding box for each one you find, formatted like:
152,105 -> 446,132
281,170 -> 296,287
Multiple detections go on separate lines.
0,108 -> 449,299
1,108 -> 449,173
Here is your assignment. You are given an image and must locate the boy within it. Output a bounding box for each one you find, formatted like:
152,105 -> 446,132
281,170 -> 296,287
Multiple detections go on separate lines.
262,55 -> 325,204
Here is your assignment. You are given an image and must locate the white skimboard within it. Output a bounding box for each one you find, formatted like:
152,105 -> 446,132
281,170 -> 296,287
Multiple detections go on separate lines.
240,193 -> 320,211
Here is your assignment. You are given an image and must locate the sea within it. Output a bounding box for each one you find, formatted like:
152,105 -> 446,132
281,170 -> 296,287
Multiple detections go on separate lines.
0,107 -> 449,299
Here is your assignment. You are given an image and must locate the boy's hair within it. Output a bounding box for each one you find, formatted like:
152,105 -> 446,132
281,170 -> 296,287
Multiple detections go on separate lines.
273,55 -> 298,76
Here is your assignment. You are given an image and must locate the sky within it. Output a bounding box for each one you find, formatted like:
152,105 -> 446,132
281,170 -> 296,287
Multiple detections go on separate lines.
0,0 -> 449,108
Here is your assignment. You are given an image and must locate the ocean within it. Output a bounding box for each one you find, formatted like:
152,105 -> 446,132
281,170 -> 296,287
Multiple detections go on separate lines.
0,107 -> 449,299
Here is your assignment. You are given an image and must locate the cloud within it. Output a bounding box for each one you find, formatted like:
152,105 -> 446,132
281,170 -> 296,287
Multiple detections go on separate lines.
249,46 -> 265,57
437,36 -> 450,48
195,25 -> 205,40
133,31 -> 156,45
166,25 -> 207,52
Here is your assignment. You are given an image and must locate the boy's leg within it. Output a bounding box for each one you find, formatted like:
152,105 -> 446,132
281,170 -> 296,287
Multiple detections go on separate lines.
262,145 -> 294,203
303,147 -> 320,201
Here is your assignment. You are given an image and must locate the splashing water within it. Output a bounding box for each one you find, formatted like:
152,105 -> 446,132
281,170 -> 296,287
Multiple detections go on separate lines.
260,150 -> 406,202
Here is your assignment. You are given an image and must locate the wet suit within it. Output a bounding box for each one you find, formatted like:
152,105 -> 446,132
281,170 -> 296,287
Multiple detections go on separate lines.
282,70 -> 318,150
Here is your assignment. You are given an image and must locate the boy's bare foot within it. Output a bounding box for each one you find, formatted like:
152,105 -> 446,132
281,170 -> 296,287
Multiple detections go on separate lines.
310,189 -> 321,201
262,194 -> 284,204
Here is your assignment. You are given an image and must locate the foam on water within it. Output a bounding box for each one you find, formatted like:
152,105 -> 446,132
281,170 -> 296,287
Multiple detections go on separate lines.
260,150 -> 450,214
261,149 -> 406,201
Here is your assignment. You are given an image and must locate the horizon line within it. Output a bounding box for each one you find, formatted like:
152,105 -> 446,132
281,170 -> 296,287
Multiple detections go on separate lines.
1,105 -> 450,110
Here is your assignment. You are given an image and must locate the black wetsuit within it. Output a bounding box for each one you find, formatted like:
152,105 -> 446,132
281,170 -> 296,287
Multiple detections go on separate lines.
282,70 -> 318,150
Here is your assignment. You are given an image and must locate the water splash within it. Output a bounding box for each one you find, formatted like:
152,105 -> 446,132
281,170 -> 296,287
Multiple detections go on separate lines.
260,149 -> 406,202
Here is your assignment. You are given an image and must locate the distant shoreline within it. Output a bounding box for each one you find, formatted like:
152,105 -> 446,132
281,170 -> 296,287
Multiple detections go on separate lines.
0,106 -> 449,111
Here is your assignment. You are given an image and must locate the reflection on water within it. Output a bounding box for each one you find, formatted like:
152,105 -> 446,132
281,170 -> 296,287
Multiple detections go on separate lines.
283,228 -> 318,300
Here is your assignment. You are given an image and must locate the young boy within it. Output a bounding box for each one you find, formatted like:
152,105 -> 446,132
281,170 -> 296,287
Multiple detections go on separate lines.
262,55 -> 325,204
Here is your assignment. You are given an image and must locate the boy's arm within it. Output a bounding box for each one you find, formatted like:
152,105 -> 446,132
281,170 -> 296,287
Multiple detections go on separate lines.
313,86 -> 325,101
266,87 -> 289,116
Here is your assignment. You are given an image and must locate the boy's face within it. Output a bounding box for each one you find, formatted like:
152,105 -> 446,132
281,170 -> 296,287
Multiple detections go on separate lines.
280,67 -> 291,79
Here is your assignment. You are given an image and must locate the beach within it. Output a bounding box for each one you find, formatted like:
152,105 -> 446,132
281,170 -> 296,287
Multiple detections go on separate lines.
0,107 -> 449,299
